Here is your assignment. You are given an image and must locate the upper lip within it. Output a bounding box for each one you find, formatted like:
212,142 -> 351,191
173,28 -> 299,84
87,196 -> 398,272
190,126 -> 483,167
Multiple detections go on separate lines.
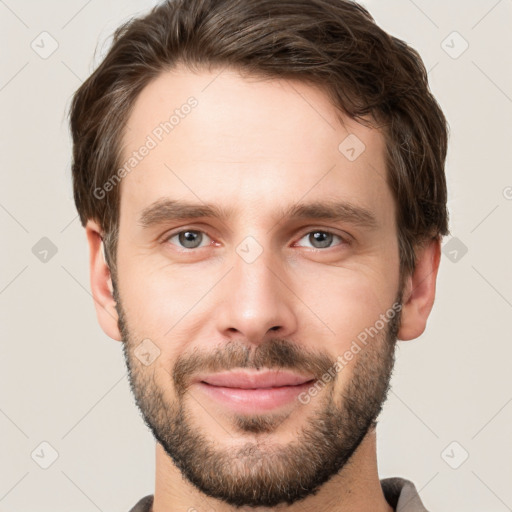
196,370 -> 315,389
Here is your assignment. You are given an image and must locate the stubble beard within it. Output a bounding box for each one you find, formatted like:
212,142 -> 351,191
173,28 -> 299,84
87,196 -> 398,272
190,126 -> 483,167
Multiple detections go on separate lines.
117,291 -> 401,508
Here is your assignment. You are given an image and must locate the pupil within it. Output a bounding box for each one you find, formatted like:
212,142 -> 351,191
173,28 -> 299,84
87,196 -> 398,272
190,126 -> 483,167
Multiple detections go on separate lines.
311,231 -> 331,248
180,231 -> 201,248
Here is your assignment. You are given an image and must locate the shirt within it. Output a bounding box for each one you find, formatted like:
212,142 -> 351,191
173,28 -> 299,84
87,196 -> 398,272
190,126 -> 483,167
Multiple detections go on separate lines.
128,476 -> 429,511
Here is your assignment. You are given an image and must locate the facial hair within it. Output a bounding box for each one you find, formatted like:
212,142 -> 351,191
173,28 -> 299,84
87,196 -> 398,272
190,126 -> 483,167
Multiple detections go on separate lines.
117,290 -> 402,508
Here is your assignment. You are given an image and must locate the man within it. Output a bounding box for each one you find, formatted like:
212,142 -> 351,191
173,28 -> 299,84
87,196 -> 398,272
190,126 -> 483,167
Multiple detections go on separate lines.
69,0 -> 449,510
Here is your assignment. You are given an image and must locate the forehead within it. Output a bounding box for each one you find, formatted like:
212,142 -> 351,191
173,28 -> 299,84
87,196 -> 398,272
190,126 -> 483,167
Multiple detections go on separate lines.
119,65 -> 393,226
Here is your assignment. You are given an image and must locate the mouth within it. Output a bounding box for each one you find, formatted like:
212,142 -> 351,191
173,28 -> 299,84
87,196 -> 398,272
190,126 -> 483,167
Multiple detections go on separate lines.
192,370 -> 316,413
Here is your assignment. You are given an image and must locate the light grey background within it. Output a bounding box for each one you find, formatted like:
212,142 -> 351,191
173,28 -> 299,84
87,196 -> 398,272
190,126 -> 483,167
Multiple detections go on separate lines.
1,0 -> 511,511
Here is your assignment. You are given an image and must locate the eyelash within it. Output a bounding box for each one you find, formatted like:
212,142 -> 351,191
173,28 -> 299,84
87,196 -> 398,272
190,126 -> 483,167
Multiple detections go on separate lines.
162,227 -> 351,252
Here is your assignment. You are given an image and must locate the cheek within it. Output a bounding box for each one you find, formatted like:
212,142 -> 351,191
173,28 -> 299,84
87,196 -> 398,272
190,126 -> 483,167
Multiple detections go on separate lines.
119,257 -> 207,325
118,262 -> 220,368
295,269 -> 398,398
117,229 -> 399,375
294,264 -> 395,355
120,260 -> 396,340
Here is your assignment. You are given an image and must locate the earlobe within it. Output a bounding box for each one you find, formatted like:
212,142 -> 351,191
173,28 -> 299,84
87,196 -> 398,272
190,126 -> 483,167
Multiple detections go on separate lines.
397,237 -> 441,341
86,220 -> 122,341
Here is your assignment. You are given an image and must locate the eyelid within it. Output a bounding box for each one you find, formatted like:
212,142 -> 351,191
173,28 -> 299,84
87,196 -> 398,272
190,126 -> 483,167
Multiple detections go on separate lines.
160,225 -> 353,250
161,226 -> 215,249
293,229 -> 352,250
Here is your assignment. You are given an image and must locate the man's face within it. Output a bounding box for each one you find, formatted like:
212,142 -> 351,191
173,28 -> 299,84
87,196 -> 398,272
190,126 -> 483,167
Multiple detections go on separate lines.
114,67 -> 402,507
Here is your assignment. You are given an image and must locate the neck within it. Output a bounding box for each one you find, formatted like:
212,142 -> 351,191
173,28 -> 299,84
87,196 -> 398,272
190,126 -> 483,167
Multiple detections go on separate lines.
152,427 -> 393,512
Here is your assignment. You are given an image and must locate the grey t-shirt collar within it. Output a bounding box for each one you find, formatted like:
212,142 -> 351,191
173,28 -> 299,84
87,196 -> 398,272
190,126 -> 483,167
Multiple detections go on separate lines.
129,476 -> 429,512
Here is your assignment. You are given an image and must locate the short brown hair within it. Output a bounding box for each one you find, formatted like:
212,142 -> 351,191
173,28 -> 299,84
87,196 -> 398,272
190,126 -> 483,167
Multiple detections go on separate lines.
69,0 -> 449,282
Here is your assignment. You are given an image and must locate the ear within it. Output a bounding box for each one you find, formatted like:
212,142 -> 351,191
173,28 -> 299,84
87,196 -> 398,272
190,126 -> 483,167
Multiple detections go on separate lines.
397,237 -> 441,341
85,220 -> 122,341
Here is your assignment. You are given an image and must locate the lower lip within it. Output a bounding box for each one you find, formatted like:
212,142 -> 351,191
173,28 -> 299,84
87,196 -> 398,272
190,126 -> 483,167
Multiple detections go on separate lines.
194,381 -> 315,413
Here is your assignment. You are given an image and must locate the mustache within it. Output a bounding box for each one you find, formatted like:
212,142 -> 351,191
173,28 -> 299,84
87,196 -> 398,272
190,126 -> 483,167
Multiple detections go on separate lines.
172,338 -> 335,398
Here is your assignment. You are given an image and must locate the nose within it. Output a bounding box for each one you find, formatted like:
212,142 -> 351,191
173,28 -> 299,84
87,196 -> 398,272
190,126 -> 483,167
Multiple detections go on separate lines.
215,246 -> 298,345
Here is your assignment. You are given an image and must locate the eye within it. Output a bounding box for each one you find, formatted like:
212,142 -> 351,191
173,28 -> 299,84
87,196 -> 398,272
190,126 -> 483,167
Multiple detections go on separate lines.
295,230 -> 348,249
165,229 -> 212,250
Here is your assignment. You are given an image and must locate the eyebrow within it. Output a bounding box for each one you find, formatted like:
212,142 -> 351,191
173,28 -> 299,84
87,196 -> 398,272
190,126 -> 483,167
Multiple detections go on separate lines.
138,198 -> 378,230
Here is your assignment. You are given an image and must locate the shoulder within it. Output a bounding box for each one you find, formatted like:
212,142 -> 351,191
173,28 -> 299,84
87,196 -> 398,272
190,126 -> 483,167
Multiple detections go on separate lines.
127,494 -> 154,512
381,477 -> 430,512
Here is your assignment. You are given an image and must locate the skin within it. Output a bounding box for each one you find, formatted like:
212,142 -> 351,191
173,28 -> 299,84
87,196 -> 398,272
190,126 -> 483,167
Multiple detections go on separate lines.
86,66 -> 440,511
